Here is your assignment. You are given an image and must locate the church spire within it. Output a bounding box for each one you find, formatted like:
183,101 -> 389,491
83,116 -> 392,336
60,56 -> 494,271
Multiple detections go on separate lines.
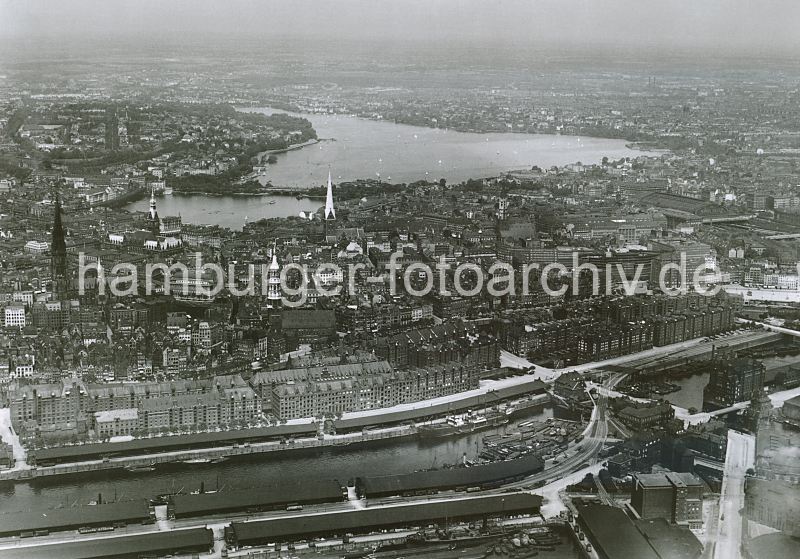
267,240 -> 282,306
147,185 -> 160,236
51,193 -> 68,298
269,240 -> 280,271
149,186 -> 158,220
324,171 -> 336,220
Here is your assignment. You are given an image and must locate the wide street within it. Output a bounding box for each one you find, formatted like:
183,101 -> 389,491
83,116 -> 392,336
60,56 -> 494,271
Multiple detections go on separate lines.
712,430 -> 756,559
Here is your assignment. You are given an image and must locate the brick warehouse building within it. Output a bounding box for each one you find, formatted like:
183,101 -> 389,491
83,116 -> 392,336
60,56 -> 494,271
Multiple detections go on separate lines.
631,472 -> 705,529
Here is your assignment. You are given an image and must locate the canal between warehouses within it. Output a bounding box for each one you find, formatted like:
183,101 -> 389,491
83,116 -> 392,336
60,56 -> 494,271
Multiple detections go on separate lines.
0,405 -> 575,513
648,353 -> 800,411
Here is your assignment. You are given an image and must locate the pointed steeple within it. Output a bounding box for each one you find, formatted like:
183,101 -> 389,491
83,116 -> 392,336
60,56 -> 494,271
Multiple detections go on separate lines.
51,193 -> 68,297
268,240 -> 280,271
147,186 -> 160,236
267,240 -> 282,305
149,186 -> 158,220
324,171 -> 336,220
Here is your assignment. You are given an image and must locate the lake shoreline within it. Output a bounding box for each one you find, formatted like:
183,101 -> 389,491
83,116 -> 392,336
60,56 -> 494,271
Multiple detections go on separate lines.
259,137 -> 320,156
240,106 -> 658,187
170,190 -> 316,198
127,109 -> 654,227
237,104 -> 658,152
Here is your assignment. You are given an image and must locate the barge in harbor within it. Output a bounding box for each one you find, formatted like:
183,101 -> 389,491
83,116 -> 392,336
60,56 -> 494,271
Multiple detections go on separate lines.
417,412 -> 509,440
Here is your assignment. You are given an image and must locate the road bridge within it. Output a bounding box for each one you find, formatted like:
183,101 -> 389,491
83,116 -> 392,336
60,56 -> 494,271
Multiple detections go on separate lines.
701,215 -> 754,224
695,457 -> 725,472
764,233 -> 800,239
673,401 -> 750,426
739,319 -> 800,339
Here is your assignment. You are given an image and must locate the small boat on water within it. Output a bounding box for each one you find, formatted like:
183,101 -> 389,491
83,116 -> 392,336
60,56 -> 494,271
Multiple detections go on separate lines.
190,485 -> 220,495
418,415 -> 468,439
190,475 -> 224,495
505,396 -> 548,418
126,463 -> 156,473
181,457 -> 213,465
150,489 -> 184,505
268,199 -> 276,204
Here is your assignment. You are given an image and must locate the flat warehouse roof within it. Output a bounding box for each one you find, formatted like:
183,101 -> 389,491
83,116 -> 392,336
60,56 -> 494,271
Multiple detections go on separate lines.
578,504 -> 660,559
34,421 -> 316,461
0,528 -> 214,559
232,493 -> 542,545
0,500 -> 151,536
172,480 -> 343,516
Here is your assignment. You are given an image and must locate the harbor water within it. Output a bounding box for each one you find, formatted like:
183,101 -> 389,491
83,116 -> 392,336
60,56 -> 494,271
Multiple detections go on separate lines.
0,405 -> 561,513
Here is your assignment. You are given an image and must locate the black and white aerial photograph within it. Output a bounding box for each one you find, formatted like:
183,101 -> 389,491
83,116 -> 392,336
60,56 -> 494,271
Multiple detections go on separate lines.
0,1 -> 799,558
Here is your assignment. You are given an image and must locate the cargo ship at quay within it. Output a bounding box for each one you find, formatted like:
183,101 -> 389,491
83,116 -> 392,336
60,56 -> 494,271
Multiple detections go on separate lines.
417,412 -> 510,440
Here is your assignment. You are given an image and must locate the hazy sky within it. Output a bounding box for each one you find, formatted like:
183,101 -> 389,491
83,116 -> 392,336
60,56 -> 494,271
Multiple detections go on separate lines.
2,0 -> 800,57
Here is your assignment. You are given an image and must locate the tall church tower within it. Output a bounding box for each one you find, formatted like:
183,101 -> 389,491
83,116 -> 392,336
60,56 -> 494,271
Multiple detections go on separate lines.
324,171 -> 336,237
266,242 -> 282,308
147,186 -> 160,236
51,194 -> 68,298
